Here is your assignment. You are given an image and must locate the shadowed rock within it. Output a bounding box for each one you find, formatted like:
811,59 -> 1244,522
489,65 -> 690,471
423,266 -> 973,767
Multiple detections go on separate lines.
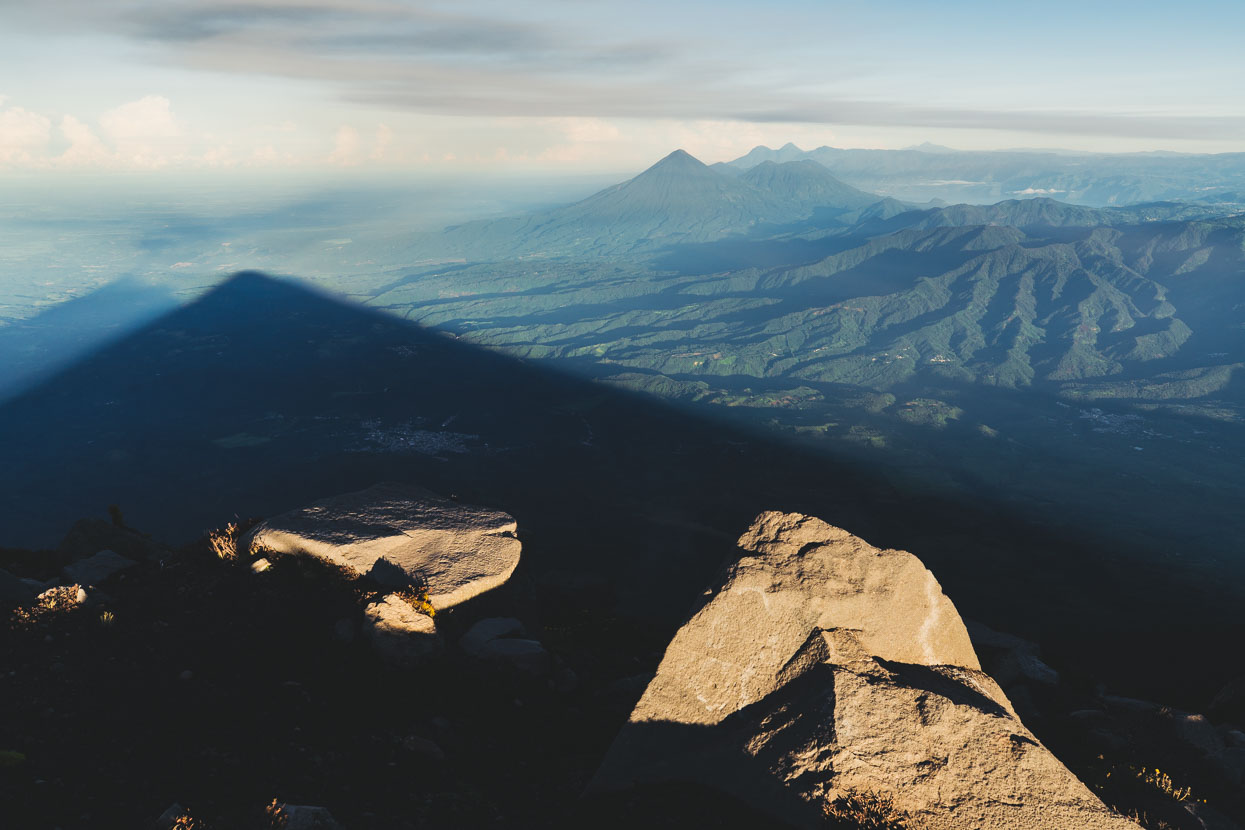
243,482 -> 521,611
62,550 -> 138,585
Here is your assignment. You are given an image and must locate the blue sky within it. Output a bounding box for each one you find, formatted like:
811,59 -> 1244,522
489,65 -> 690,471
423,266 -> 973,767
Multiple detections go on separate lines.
1,0 -> 1243,175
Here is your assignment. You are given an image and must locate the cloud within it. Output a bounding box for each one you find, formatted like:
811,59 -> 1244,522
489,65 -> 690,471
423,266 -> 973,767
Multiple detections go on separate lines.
3,2 -> 1242,161
327,124 -> 360,165
370,123 -> 393,160
58,115 -> 112,167
0,106 -> 52,165
99,95 -> 182,141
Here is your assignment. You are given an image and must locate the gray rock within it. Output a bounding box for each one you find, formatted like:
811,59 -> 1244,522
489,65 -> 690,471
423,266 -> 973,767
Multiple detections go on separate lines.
964,619 -> 1040,653
592,511 -> 1139,830
1181,801 -> 1241,830
459,617 -> 526,656
1101,695 -> 1159,714
59,518 -> 163,561
363,593 -> 443,665
1225,729 -> 1245,749
153,803 -> 188,829
243,482 -> 521,611
278,804 -> 344,830
62,550 -> 137,585
477,638 -> 551,676
402,734 -> 447,762
250,557 -> 272,573
1162,709 -> 1223,756
1214,747 -> 1245,787
995,650 -> 1061,688
0,568 -> 35,605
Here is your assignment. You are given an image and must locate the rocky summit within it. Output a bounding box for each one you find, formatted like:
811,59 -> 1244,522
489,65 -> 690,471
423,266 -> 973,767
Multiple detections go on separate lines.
242,482 -> 521,611
593,511 -> 1140,829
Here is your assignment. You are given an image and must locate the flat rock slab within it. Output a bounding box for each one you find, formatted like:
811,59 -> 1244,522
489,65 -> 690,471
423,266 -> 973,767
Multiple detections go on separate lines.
62,550 -> 138,586
244,482 -> 521,611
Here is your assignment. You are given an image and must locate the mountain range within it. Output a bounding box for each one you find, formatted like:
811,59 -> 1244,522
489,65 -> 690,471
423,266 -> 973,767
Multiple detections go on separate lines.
720,142 -> 1245,206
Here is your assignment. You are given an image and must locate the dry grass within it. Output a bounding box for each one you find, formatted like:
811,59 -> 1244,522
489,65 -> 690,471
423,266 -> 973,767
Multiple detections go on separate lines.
208,522 -> 240,561
8,585 -> 84,631
395,584 -> 436,618
823,789 -> 911,829
264,798 -> 289,828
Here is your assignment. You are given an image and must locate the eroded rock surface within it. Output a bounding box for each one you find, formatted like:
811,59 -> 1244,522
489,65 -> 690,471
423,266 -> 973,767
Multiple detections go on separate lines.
593,511 -> 1139,830
363,593 -> 442,664
243,482 -> 521,611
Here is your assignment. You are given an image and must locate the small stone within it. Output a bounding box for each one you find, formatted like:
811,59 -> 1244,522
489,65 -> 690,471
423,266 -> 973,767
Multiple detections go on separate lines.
178,670 -> 193,681
459,617 -> 526,656
402,735 -> 446,762
363,594 -> 443,665
477,638 -> 551,676
75,587 -> 88,604
250,557 -> 272,573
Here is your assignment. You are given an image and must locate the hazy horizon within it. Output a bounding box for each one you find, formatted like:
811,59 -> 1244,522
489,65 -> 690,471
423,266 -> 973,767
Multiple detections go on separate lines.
3,0 -> 1243,179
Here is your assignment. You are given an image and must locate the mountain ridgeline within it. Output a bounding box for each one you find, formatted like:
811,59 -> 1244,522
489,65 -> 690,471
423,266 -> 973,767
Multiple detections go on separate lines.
356,147 -> 1245,588
431,149 -> 888,258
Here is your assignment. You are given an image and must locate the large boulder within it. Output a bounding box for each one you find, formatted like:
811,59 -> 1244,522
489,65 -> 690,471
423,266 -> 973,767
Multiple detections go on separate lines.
243,482 -> 521,611
62,549 -> 137,585
592,511 -> 1139,830
0,568 -> 35,606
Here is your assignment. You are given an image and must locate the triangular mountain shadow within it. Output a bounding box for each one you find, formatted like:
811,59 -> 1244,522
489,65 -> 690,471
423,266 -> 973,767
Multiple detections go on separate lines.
0,276 -> 181,402
0,271 -> 1239,684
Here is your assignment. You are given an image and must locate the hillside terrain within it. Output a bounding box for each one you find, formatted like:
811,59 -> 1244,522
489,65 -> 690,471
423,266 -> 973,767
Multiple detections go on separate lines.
321,151 -> 1245,571
2,145 -> 1244,828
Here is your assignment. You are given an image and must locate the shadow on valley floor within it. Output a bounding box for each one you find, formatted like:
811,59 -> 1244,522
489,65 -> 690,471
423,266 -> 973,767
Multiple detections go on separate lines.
0,271 -> 1241,703
0,277 -> 181,403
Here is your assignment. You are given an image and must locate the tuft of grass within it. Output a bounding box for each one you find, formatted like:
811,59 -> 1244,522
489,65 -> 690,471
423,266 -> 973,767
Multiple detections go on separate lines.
823,789 -> 911,829
171,809 -> 203,829
265,798 -> 289,828
99,610 -> 116,627
1134,767 -> 1193,803
395,584 -> 436,618
207,523 -> 239,561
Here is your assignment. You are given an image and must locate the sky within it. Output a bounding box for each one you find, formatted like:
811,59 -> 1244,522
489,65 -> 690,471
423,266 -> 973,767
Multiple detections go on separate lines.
2,0 -> 1244,177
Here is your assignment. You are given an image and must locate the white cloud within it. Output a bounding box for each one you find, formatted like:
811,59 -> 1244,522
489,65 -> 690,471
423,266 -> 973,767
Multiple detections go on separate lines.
99,95 -> 182,141
0,106 -> 52,165
370,123 -> 393,160
1012,187 -> 1065,195
58,115 -> 113,167
327,124 -> 360,165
